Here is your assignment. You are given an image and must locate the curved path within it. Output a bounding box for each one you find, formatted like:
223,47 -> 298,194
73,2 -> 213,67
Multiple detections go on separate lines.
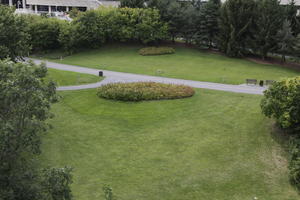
33,59 -> 267,95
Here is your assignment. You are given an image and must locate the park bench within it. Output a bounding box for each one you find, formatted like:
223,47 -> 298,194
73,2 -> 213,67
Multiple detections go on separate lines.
246,79 -> 257,85
265,80 -> 275,85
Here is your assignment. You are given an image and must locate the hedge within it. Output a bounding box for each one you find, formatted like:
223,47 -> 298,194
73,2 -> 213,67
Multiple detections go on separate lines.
97,82 -> 195,101
139,47 -> 175,56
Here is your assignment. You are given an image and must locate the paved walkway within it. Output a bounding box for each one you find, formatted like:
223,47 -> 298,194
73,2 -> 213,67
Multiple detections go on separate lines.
32,59 -> 267,95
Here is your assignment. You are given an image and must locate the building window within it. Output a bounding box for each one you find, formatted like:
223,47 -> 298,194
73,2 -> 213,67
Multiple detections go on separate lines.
37,5 -> 48,12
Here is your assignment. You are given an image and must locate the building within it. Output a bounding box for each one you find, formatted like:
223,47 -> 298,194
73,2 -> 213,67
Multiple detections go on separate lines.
0,0 -> 120,13
280,0 -> 300,15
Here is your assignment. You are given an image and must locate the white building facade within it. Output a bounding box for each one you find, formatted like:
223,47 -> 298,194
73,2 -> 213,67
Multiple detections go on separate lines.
0,0 -> 120,14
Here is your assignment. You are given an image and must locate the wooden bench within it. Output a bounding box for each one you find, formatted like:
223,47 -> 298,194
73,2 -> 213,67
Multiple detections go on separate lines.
246,79 -> 257,85
265,80 -> 275,85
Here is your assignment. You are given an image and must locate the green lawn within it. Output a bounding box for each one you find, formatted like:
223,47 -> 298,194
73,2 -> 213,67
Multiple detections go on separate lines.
46,68 -> 102,86
38,45 -> 300,85
40,89 -> 299,200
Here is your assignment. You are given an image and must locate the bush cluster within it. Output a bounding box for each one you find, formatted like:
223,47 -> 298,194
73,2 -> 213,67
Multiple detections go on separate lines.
261,76 -> 300,189
289,137 -> 300,189
261,77 -> 300,132
139,47 -> 175,56
17,7 -> 168,55
26,16 -> 65,51
97,82 -> 195,101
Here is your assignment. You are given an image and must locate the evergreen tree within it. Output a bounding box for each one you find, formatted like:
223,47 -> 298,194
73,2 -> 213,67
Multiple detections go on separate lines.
276,20 -> 296,62
286,0 -> 300,36
196,0 -> 221,48
254,0 -> 284,59
218,0 -> 257,57
294,34 -> 300,57
180,4 -> 198,44
148,0 -> 184,41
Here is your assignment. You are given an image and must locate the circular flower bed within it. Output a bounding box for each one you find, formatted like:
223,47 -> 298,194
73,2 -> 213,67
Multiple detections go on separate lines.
139,47 -> 175,56
97,82 -> 195,101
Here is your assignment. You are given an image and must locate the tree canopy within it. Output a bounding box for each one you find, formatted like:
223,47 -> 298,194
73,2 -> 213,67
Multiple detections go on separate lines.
0,5 -> 30,61
0,60 -> 73,200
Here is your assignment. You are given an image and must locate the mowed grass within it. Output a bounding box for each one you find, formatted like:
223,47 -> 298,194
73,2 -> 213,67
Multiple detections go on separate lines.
40,89 -> 299,200
46,68 -> 102,86
39,45 -> 300,84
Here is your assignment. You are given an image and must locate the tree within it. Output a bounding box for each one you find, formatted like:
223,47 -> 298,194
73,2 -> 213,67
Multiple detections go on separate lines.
73,10 -> 106,48
180,4 -> 198,44
253,0 -> 284,59
0,5 -> 30,61
148,0 -> 183,41
0,60 -> 73,200
261,76 -> 300,133
164,1 -> 185,42
286,0 -> 300,36
42,167 -> 73,200
218,0 -> 257,57
28,17 -> 66,51
59,23 -> 79,55
135,8 -> 168,44
196,0 -> 221,48
120,0 -> 145,8
276,20 -> 296,62
296,34 -> 300,56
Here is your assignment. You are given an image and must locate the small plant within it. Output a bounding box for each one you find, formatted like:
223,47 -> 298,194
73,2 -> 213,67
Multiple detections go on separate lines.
139,47 -> 175,56
103,185 -> 113,200
97,82 -> 195,102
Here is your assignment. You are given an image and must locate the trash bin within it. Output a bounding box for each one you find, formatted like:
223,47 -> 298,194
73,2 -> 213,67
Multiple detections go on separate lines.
259,80 -> 264,87
99,71 -> 103,77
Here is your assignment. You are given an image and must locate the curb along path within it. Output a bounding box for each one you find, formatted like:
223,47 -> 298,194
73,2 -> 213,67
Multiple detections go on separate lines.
32,59 -> 267,95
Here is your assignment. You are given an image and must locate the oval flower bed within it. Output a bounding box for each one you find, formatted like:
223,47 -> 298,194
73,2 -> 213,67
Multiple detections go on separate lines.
97,82 -> 195,101
139,47 -> 175,56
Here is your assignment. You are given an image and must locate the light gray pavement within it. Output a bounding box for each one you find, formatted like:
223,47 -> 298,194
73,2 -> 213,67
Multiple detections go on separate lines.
32,59 -> 267,95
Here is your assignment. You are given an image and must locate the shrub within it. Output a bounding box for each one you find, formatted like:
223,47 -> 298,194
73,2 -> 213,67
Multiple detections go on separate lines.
139,47 -> 175,56
289,137 -> 300,189
261,76 -> 300,133
97,82 -> 195,101
28,16 -> 67,51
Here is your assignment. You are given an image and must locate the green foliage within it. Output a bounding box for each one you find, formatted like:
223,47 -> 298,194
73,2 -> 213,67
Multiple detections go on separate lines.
289,137 -> 300,189
253,0 -> 284,59
103,185 -> 114,200
286,0 -> 300,36
59,7 -> 168,52
219,0 -> 257,57
58,23 -> 78,55
28,16 -> 67,51
73,10 -> 106,48
0,60 -> 73,200
68,8 -> 81,18
97,82 -> 195,101
147,0 -> 189,42
261,76 -> 300,132
138,46 -> 175,55
296,34 -> 300,56
42,167 -> 73,200
121,0 -> 145,8
276,20 -> 297,62
196,0 -> 220,48
0,5 -> 30,61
